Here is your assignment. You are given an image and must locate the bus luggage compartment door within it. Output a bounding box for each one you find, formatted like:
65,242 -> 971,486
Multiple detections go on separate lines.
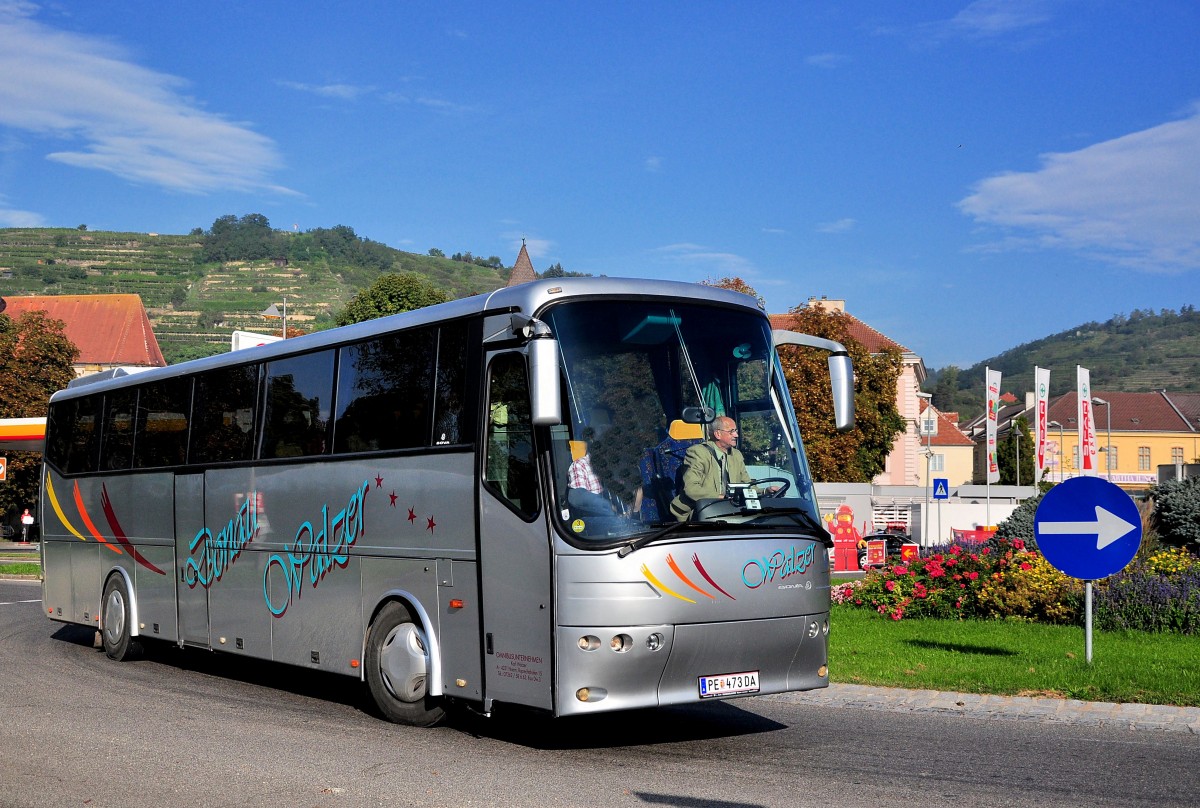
175,473 -> 208,646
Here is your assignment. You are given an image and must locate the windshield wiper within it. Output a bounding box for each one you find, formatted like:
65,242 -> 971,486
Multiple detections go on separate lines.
741,506 -> 832,543
616,520 -> 726,558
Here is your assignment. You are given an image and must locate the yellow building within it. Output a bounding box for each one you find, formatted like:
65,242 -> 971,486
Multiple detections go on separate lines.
987,391 -> 1199,492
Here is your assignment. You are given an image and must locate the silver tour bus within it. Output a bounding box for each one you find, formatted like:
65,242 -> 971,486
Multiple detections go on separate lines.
40,278 -> 853,726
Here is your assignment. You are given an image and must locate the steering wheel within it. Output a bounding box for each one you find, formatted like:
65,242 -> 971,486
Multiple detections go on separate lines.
748,477 -> 790,498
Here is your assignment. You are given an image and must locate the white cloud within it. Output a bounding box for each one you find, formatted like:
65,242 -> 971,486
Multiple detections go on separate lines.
653,243 -> 756,276
0,206 -> 45,227
945,0 -> 1054,38
0,4 -> 289,195
959,105 -> 1200,272
278,81 -> 374,101
806,52 -> 849,69
644,155 -> 662,172
816,218 -> 856,234
504,234 -> 553,260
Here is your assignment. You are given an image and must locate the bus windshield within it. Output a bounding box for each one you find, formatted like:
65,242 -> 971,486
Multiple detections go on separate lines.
543,300 -> 821,543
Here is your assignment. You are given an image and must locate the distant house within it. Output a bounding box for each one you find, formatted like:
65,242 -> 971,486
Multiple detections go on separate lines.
1,293 -> 166,377
505,241 -> 538,287
770,297 -> 966,488
964,390 -> 1200,490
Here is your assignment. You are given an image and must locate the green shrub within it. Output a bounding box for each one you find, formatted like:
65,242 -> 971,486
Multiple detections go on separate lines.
1150,477 -> 1200,550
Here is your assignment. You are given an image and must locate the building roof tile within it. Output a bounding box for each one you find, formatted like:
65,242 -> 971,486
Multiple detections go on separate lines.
2,294 -> 166,368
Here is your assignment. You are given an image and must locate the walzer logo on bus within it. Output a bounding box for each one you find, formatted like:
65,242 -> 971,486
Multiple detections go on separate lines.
263,480 -> 370,617
183,492 -> 260,589
742,544 -> 816,589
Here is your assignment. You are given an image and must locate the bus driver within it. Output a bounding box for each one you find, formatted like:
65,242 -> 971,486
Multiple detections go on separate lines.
669,415 -> 750,521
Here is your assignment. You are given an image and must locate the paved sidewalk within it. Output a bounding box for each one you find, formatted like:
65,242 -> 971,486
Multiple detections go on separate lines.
767,683 -> 1200,734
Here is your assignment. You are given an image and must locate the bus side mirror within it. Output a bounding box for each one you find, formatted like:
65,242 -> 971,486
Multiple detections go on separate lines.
828,352 -> 854,433
528,331 -> 563,426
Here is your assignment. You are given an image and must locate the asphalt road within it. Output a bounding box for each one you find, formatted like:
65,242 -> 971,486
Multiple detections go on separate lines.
1,578 -> 1197,808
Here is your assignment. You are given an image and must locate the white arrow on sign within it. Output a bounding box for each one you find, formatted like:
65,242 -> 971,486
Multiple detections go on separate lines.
1038,505 -> 1138,550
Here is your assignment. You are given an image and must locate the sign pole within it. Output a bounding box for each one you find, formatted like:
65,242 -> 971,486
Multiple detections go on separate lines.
1085,581 -> 1093,664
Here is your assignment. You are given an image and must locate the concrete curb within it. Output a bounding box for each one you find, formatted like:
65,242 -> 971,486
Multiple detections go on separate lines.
765,683 -> 1200,734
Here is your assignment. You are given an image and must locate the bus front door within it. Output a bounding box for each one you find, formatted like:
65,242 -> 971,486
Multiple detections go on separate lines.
478,352 -> 554,712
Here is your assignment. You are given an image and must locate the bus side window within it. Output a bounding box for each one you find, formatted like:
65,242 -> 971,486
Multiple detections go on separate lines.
133,377 -> 191,468
190,364 -> 260,465
484,354 -> 538,517
101,388 -> 137,471
261,350 -> 335,459
47,394 -> 103,475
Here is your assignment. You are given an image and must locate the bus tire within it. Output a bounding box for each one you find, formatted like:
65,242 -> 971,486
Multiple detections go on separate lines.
365,601 -> 445,726
101,574 -> 142,661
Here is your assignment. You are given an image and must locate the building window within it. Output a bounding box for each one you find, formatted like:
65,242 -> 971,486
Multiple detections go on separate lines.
1138,446 -> 1150,471
1172,447 -> 1185,465
930,453 -> 945,472
1073,446 -> 1080,470
1105,445 -> 1117,471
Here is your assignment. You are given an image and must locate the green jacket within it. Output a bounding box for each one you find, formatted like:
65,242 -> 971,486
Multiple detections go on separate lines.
669,440 -> 750,521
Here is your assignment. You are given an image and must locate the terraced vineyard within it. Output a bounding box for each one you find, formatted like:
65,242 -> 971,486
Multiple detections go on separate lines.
0,227 -> 508,363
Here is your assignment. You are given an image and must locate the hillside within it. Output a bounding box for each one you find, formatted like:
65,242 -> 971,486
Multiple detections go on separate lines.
0,226 -> 508,362
932,307 -> 1200,418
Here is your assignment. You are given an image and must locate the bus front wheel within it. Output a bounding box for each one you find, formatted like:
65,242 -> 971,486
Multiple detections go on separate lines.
101,574 -> 142,661
365,602 -> 445,726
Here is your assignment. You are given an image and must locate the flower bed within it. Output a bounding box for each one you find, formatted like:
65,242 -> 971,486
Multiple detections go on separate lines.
837,541 -> 1200,634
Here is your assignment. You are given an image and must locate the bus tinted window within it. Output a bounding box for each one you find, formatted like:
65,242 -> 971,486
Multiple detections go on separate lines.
101,389 -> 137,471
335,329 -> 435,453
47,394 -> 103,475
433,323 -> 469,445
134,377 -> 191,468
190,364 -> 260,464
260,350 -> 335,459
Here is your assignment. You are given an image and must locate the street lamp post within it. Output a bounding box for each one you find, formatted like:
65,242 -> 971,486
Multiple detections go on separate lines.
260,295 -> 288,339
916,392 -> 934,541
1092,397 -> 1112,481
1048,420 -> 1064,484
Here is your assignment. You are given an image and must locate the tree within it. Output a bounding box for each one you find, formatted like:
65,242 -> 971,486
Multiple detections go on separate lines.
932,365 -> 959,411
1149,477 -> 1200,551
428,248 -> 445,258
0,310 -> 79,524
774,306 -> 905,482
701,276 -> 766,308
997,416 -> 1036,485
335,272 -> 448,326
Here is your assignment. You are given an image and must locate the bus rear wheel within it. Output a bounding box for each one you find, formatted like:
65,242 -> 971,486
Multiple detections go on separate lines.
101,574 -> 142,661
365,602 -> 445,726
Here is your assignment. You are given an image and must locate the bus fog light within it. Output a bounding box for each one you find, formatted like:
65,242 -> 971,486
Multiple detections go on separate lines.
807,620 -> 820,639
576,687 -> 607,702
610,634 -> 632,652
646,632 -> 665,652
822,619 -> 829,636
818,665 -> 828,678
578,635 -> 600,651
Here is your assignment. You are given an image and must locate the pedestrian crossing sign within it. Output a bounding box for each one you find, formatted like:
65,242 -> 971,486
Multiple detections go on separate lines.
933,478 -> 949,499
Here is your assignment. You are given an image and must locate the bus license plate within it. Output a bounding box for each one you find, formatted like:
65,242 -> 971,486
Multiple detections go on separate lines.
698,670 -> 760,699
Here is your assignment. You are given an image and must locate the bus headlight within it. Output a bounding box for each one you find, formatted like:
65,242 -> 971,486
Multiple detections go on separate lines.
578,635 -> 601,651
646,632 -> 665,652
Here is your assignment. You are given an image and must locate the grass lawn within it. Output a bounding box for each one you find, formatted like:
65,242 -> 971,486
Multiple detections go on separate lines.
0,562 -> 40,577
830,604 -> 1200,707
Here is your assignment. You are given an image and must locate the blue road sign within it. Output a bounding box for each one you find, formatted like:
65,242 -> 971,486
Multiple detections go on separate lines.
1034,476 -> 1141,580
932,478 -> 949,500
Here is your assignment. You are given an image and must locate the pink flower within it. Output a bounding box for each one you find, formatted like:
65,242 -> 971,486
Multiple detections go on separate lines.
892,565 -> 909,576
1020,562 -> 1031,571
949,546 -> 962,556
1013,539 -> 1025,550
982,547 -> 992,555
966,571 -> 979,580
890,610 -> 903,620
885,580 -> 896,592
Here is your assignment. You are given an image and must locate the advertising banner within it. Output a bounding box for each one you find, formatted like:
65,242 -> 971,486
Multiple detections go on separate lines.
1077,366 -> 1098,476
1034,366 -> 1050,478
986,368 -> 1001,483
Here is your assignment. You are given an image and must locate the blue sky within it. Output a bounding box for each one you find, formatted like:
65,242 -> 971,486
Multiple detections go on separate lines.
1,1 -> 1197,371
